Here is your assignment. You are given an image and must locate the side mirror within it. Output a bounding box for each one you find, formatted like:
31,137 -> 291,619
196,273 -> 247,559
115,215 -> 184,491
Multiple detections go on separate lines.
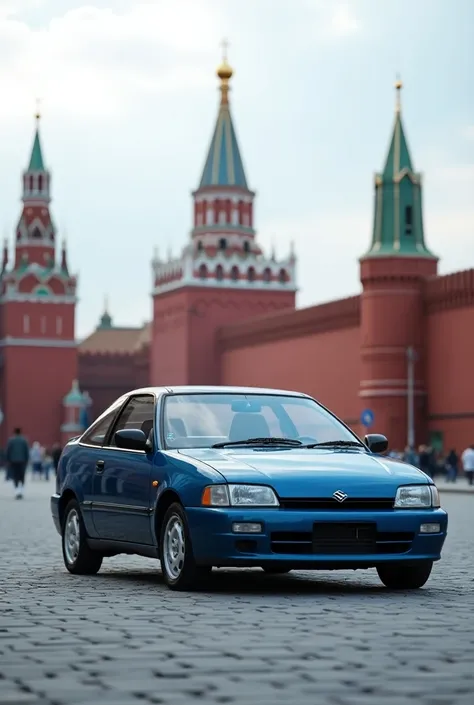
115,428 -> 148,452
364,433 -> 388,454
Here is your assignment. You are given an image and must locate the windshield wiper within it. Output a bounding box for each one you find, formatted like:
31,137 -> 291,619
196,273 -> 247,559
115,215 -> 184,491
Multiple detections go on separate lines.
302,440 -> 364,449
212,437 -> 302,449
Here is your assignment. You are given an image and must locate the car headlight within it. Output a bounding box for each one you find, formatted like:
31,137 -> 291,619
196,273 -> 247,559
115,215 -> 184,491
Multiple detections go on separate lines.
202,484 -> 279,507
394,484 -> 440,508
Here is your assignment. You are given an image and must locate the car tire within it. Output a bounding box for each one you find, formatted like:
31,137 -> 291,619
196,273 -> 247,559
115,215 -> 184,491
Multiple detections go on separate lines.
62,499 -> 103,575
377,560 -> 433,589
160,503 -> 209,591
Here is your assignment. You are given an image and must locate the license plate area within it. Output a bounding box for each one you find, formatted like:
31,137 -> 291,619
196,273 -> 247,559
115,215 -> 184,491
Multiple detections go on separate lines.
312,522 -> 377,554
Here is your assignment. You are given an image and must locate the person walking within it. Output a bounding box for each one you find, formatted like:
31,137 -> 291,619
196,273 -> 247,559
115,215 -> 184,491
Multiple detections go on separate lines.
445,449 -> 459,483
461,444 -> 474,486
5,428 -> 29,499
51,442 -> 62,475
30,441 -> 44,479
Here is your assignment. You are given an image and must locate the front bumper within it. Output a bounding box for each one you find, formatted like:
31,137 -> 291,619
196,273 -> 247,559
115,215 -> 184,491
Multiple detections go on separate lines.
51,494 -> 61,535
185,507 -> 448,568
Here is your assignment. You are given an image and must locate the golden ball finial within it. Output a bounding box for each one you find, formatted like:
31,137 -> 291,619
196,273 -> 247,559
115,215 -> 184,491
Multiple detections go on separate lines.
217,60 -> 233,81
395,77 -> 402,91
217,38 -> 233,81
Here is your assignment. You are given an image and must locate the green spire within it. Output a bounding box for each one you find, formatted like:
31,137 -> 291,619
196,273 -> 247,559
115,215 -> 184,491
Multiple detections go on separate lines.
97,296 -> 113,329
364,80 -> 436,259
28,113 -> 45,172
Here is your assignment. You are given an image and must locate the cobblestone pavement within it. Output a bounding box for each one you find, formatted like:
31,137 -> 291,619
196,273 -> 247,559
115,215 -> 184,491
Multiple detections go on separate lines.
1,473 -> 473,705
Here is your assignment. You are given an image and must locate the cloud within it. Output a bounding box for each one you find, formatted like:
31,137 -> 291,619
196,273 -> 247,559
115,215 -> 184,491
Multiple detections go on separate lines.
328,3 -> 361,36
0,1 -> 221,122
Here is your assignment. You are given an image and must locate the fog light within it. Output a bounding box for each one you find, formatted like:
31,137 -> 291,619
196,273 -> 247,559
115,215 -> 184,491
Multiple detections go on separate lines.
420,523 -> 441,534
232,522 -> 262,534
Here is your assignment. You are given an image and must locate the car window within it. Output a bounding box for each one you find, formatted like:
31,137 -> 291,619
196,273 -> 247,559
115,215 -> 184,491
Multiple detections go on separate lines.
81,405 -> 122,447
109,395 -> 155,447
163,393 -> 356,449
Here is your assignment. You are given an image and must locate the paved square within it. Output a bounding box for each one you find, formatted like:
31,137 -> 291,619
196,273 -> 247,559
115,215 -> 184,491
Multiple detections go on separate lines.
1,474 -> 473,705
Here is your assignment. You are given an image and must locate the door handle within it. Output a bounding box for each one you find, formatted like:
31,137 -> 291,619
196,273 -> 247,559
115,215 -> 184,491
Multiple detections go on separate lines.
96,460 -> 105,473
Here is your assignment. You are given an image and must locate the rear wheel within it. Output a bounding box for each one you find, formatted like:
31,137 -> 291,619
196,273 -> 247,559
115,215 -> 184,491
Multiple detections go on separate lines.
160,503 -> 209,590
62,500 -> 103,575
377,561 -> 433,589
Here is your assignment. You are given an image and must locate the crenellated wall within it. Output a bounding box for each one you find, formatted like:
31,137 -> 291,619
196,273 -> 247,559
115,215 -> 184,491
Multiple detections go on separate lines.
424,269 -> 474,451
219,296 -> 363,434
78,346 -> 150,420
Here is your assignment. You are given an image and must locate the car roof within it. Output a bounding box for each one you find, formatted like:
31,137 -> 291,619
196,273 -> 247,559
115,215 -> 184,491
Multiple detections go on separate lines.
129,385 -> 311,398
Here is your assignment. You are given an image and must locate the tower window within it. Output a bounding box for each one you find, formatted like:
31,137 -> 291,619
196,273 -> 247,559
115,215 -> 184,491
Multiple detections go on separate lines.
216,265 -> 224,281
29,175 -> 33,191
247,267 -> 255,282
23,314 -> 30,334
38,174 -> 43,191
56,316 -> 63,335
199,264 -> 208,279
231,266 -> 239,281
243,241 -> 250,253
405,205 -> 413,235
32,227 -> 42,239
263,268 -> 272,283
279,269 -> 288,284
197,241 -> 203,251
219,238 -> 227,251
40,316 -> 46,334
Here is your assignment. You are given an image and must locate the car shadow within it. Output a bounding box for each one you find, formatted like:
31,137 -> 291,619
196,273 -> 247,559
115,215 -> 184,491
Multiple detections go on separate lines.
97,566 -> 428,596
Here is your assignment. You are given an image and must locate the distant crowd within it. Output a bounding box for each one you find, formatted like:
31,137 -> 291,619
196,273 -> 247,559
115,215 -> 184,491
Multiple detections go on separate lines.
388,444 -> 474,485
2,428 -> 62,499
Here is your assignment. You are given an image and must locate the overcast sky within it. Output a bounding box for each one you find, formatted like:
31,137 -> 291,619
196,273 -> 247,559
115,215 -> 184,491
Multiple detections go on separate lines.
0,0 -> 473,338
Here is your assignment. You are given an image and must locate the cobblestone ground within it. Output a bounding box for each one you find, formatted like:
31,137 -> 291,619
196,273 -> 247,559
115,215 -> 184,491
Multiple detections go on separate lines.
1,474 -> 473,705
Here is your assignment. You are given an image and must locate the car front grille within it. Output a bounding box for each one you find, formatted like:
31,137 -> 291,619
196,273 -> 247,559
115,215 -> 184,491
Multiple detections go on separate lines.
270,523 -> 414,555
278,497 -> 395,510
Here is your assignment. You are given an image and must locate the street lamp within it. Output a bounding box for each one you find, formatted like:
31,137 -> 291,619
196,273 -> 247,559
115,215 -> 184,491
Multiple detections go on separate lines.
406,346 -> 418,449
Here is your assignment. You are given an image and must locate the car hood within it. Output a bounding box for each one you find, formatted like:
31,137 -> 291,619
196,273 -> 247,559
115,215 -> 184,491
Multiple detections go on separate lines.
177,447 -> 428,497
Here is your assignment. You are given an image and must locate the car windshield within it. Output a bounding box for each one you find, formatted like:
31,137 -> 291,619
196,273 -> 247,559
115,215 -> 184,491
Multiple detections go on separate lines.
162,393 -> 359,449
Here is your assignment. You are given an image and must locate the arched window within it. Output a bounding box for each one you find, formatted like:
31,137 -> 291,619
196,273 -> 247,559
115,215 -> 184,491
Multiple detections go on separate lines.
279,268 -> 288,284
197,241 -> 203,251
32,227 -> 42,239
198,264 -> 207,279
247,267 -> 255,282
38,174 -> 43,191
28,175 -> 33,191
231,266 -> 239,281
219,238 -> 227,251
216,265 -> 224,281
243,240 -> 250,253
263,267 -> 272,283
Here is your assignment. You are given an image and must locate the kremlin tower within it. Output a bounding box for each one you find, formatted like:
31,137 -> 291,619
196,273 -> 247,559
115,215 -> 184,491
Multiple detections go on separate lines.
359,80 -> 438,449
0,112 -> 79,447
150,50 -> 297,385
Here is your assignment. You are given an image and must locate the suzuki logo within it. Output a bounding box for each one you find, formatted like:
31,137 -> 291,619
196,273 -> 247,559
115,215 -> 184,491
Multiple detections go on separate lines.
333,490 -> 348,502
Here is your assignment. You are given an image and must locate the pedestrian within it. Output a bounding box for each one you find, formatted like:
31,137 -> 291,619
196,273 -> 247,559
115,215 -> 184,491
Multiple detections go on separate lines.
403,445 -> 419,466
5,427 -> 29,499
461,444 -> 474,486
445,449 -> 459,483
51,442 -> 62,475
418,445 -> 432,477
43,449 -> 53,481
30,441 -> 44,479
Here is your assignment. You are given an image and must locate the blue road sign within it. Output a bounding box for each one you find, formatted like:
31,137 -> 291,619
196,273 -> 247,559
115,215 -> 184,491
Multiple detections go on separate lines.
360,408 -> 374,428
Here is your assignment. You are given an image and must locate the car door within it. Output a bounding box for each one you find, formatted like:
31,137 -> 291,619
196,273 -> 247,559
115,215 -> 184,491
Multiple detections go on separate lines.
78,400 -> 126,539
91,394 -> 155,545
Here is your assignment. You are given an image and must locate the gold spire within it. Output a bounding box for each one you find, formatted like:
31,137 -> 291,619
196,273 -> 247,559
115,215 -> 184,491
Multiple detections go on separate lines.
217,39 -> 233,105
395,75 -> 402,113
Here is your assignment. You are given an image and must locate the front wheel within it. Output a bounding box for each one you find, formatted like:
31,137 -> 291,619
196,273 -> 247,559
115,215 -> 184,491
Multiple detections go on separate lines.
160,503 -> 209,590
377,561 -> 433,589
62,500 -> 103,575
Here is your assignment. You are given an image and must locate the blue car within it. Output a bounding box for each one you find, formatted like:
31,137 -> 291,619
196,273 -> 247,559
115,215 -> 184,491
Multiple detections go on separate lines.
51,386 -> 447,591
